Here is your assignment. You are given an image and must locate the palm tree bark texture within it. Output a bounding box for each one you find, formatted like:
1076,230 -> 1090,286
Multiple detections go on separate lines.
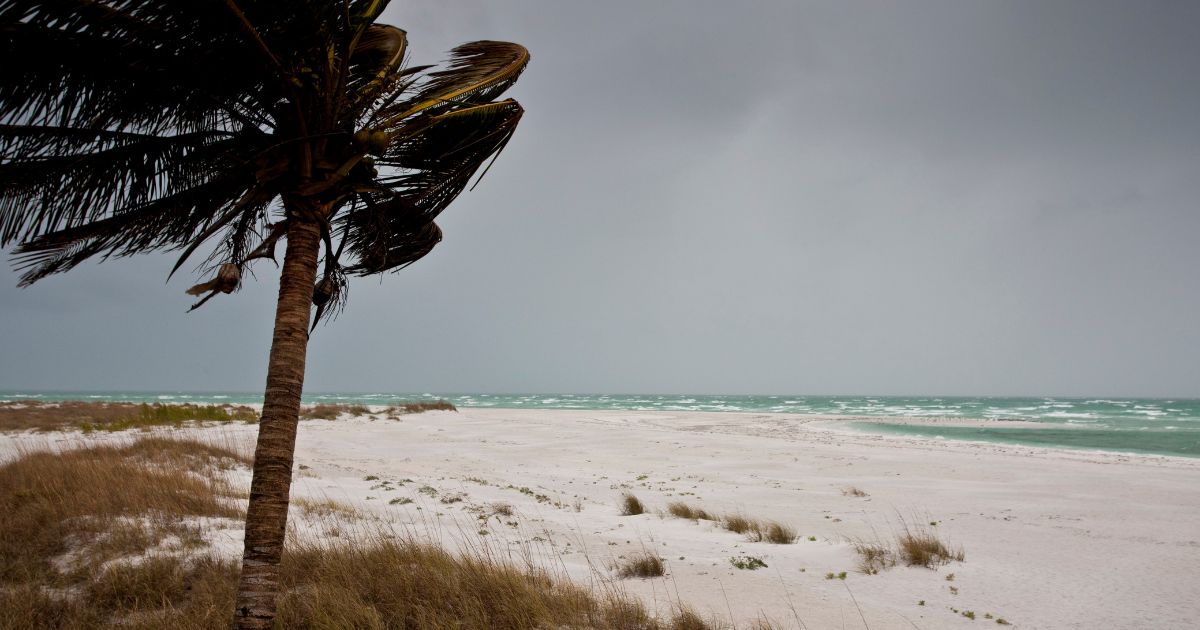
234,215 -> 321,626
0,2 -> 528,628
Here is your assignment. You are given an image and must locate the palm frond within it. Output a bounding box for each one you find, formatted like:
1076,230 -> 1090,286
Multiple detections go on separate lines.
3,4 -> 525,321
11,176 -> 251,285
378,41 -> 529,123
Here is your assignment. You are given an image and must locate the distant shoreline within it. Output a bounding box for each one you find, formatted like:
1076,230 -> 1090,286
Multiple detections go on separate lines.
4,391 -> 1197,457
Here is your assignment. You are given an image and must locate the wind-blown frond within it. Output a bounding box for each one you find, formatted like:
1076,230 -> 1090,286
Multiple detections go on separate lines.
382,100 -> 524,213
11,175 -> 252,285
378,41 -> 529,123
337,99 -> 522,276
3,0 -> 525,320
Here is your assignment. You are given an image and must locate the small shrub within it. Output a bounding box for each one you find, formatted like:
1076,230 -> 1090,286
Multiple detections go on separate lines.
729,556 -> 768,570
616,552 -> 665,578
842,486 -> 868,497
388,497 -> 413,506
620,493 -> 645,516
962,610 -> 976,620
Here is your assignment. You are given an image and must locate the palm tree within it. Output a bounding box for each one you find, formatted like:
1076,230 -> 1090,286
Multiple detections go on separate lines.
0,1 -> 527,626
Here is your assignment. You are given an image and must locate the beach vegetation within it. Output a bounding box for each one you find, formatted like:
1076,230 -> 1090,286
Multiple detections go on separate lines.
898,523 -> 964,568
0,437 -> 726,629
718,514 -> 797,544
842,486 -> 868,497
853,520 -> 964,573
666,501 -> 716,521
851,539 -> 896,575
0,400 -> 258,432
302,401 -> 454,420
301,404 -> 347,420
729,555 -> 768,570
616,552 -> 666,578
620,493 -> 646,516
759,521 -> 798,544
386,400 -> 459,415
294,497 -> 361,519
722,514 -> 757,534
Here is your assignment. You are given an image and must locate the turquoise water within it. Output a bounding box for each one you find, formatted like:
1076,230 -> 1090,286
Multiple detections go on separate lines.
3,391 -> 1198,458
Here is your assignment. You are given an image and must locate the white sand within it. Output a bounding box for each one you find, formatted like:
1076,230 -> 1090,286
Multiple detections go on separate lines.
7,408 -> 1200,629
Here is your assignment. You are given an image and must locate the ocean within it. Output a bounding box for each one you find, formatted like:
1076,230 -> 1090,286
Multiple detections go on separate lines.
3,391 -> 1198,458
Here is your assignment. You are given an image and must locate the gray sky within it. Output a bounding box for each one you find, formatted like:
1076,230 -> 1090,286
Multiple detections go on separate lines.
2,0 -> 1198,397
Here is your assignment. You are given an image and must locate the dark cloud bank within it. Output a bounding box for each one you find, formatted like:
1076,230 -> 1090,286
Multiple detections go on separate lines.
2,1 -> 1197,397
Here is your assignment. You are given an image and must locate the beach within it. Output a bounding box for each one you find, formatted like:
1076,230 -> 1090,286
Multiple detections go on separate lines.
6,406 -> 1198,628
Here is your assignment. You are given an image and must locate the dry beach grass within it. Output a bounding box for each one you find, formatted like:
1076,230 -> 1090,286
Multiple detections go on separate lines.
0,434 -> 723,629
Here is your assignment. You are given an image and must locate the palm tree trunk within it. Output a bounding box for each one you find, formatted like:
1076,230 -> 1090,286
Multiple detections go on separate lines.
233,216 -> 322,629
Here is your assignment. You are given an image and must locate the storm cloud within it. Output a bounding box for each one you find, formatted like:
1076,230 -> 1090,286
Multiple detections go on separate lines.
2,1 -> 1197,396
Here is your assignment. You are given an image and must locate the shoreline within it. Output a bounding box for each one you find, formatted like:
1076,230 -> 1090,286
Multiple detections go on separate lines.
4,394 -> 1196,459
